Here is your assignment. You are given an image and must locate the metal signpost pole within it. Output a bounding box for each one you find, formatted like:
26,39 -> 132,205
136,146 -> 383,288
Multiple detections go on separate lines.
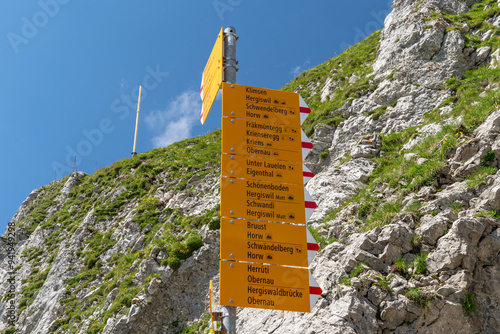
221,26 -> 237,334
223,27 -> 237,85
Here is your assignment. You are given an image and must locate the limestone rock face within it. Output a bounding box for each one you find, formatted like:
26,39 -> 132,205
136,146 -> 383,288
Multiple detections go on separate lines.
304,0 -> 489,226
306,158 -> 376,225
59,172 -> 86,197
234,0 -> 499,332
415,212 -> 453,246
102,231 -> 220,334
374,0 -> 482,85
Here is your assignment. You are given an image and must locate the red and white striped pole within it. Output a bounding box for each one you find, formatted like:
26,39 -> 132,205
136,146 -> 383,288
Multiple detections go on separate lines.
300,96 -> 323,308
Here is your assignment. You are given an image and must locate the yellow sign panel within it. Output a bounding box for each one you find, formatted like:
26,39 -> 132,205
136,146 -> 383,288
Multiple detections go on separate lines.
219,261 -> 311,312
221,117 -> 302,162
220,218 -> 308,267
221,153 -> 304,184
220,177 -> 306,224
222,82 -> 300,126
209,280 -> 217,332
200,27 -> 224,125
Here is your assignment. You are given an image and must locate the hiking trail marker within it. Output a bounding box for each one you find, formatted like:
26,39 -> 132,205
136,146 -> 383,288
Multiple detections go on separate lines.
220,218 -> 319,267
219,261 -> 322,313
200,27 -> 322,329
219,82 -> 322,312
200,27 -> 224,125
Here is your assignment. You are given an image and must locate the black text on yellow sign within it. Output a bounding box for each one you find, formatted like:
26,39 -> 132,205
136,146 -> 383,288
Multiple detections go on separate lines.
221,154 -> 304,184
220,176 -> 306,224
222,82 -> 301,126
221,117 -> 302,162
220,218 -> 308,267
219,260 -> 311,312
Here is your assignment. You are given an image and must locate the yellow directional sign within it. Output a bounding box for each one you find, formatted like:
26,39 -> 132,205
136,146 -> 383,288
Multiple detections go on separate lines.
209,280 -> 217,332
220,177 -> 306,224
200,27 -> 224,125
219,260 -> 311,312
220,218 -> 308,267
221,117 -> 302,162
222,82 -> 300,126
221,153 -> 304,184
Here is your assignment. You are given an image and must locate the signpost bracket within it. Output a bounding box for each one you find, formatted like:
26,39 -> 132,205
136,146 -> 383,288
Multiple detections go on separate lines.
211,311 -> 224,322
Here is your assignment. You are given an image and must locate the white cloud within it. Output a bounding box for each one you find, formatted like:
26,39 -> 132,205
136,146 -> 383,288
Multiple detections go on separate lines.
291,65 -> 301,77
145,90 -> 201,148
290,58 -> 312,77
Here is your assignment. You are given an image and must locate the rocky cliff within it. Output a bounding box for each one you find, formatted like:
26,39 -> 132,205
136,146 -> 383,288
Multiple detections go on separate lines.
2,0 -> 500,333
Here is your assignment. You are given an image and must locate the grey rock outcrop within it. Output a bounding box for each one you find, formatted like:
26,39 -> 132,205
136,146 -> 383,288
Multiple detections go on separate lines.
307,158 -> 376,225
303,0 -> 489,225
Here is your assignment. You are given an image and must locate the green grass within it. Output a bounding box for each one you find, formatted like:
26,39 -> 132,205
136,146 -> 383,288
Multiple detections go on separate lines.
462,292 -> 478,316
319,149 -> 329,159
393,256 -> 409,278
176,313 -> 211,333
325,61 -> 500,234
4,326 -> 16,334
466,167 -> 498,187
481,150 -> 496,167
28,130 -> 224,333
283,30 -> 381,136
18,266 -> 51,313
365,101 -> 398,120
450,201 -> 464,213
341,262 -> 366,286
308,227 -> 338,250
440,0 -> 500,48
15,179 -> 67,233
413,252 -> 428,275
405,200 -> 423,214
373,274 -> 393,291
405,288 -> 431,308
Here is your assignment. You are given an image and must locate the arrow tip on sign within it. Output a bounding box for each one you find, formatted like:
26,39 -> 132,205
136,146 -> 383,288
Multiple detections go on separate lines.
299,96 -> 311,126
304,188 -> 317,222
306,229 -> 320,265
303,165 -> 315,184
301,129 -> 313,159
309,273 -> 322,311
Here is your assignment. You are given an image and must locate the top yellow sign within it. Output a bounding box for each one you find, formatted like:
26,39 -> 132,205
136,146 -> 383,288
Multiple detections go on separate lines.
200,28 -> 224,125
222,82 -> 300,126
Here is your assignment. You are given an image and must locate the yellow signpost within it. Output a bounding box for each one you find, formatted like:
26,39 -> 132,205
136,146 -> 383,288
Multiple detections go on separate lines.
220,218 -> 308,267
219,260 -> 312,312
221,153 -> 304,184
199,28 -> 322,316
222,82 -> 301,126
200,28 -> 224,125
220,177 -> 306,224
221,117 -> 302,162
209,280 -> 217,332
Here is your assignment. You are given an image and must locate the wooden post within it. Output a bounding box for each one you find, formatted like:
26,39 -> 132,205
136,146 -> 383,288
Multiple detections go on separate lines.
132,85 -> 143,156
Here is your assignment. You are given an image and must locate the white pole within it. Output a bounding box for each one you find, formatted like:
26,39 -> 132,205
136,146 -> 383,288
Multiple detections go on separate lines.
132,85 -> 142,156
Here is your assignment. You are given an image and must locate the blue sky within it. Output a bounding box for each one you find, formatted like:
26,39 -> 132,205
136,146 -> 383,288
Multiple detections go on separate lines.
0,0 -> 392,233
